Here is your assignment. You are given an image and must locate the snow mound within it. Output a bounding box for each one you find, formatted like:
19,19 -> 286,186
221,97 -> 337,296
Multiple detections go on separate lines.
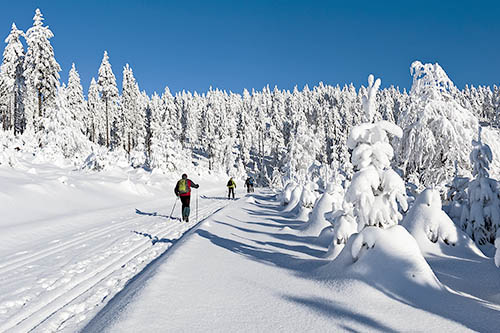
280,182 -> 296,206
402,188 -> 463,254
285,192 -> 335,239
282,185 -> 302,214
319,225 -> 443,290
299,185 -> 316,208
119,179 -> 151,196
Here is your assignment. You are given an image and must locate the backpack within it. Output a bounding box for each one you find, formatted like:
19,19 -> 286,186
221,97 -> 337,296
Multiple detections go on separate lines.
178,179 -> 189,194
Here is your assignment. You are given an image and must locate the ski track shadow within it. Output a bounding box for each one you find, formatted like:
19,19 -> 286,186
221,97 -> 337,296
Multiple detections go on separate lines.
282,294 -> 399,333
132,230 -> 173,245
196,228 -> 326,273
135,209 -> 170,219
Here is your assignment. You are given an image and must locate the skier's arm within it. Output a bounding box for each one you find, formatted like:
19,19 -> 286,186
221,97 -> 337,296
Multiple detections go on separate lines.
190,180 -> 200,189
174,182 -> 179,196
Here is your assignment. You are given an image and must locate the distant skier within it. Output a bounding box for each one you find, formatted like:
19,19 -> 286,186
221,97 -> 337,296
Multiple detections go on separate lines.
227,177 -> 236,199
174,173 -> 199,222
245,177 -> 254,193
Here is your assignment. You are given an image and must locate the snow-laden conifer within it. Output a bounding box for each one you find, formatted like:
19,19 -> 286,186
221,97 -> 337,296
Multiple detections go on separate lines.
66,63 -> 86,135
23,9 -> 61,127
37,84 -> 90,161
460,129 -> 500,254
396,61 -> 478,187
0,23 -> 25,132
97,51 -> 119,148
333,75 -> 407,245
121,64 -> 140,153
87,78 -> 101,143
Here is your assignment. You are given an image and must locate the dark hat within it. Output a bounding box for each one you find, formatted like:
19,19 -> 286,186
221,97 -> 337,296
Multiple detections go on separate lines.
182,173 -> 187,179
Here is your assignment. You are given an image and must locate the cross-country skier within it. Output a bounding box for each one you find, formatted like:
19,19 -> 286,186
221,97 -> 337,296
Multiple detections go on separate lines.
245,177 -> 254,193
174,173 -> 199,222
227,177 -> 236,199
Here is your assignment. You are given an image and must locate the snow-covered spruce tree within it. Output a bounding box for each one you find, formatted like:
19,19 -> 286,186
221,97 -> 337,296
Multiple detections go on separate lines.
37,84 -> 90,161
121,64 -> 140,154
200,94 -> 217,170
66,63 -> 86,135
460,129 -> 500,254
97,51 -> 119,148
445,162 -> 470,222
177,90 -> 198,148
23,8 -> 61,130
0,23 -> 25,133
396,61 -> 478,188
332,75 -> 407,245
87,77 -> 101,143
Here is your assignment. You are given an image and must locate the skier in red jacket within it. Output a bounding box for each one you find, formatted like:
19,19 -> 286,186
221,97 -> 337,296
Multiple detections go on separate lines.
174,173 -> 199,222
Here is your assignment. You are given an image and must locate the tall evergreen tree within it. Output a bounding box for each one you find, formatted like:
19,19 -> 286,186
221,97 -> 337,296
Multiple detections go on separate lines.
87,77 -> 101,143
66,63 -> 86,135
121,63 -> 140,153
23,8 -> 61,129
97,51 -> 119,148
0,23 -> 25,132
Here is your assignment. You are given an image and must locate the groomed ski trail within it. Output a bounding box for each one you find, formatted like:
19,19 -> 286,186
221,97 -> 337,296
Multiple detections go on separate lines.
0,189 -> 236,332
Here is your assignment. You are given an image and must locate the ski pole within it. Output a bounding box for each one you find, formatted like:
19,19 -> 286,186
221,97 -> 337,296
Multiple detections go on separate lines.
169,197 -> 179,220
196,188 -> 199,223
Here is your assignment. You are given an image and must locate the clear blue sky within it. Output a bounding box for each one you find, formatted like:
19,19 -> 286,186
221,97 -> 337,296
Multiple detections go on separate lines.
1,0 -> 499,96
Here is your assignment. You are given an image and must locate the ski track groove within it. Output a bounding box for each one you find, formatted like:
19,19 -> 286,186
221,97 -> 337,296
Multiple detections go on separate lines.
0,216 -> 141,274
0,197 -> 231,333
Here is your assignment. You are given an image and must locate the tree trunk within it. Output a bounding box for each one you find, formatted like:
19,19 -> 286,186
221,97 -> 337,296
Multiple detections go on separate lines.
105,98 -> 109,148
38,90 -> 42,118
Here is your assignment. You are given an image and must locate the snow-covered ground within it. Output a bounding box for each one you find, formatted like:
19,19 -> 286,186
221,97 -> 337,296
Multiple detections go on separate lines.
83,190 -> 500,332
0,156 -> 241,332
1,154 -> 500,332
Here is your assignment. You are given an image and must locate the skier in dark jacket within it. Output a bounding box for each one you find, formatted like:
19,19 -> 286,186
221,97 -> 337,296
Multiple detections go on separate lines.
174,173 -> 199,222
227,177 -> 236,199
245,177 -> 254,193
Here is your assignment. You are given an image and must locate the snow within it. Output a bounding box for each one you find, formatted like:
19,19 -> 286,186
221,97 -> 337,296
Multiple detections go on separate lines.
402,188 -> 459,252
82,191 -> 500,332
0,156 -> 241,332
1,151 -> 500,332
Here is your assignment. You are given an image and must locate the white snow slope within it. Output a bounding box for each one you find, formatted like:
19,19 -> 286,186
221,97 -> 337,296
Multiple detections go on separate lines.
84,190 -> 500,333
0,159 -> 239,332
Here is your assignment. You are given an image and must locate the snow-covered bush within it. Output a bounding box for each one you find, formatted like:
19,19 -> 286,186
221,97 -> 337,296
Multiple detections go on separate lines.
402,188 -> 458,252
299,183 -> 316,208
282,185 -> 302,214
280,182 -> 296,206
320,225 -> 444,291
283,192 -> 336,243
396,61 -> 478,188
460,130 -> 500,255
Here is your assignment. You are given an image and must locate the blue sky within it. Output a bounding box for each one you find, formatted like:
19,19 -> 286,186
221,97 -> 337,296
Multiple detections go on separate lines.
1,0 -> 499,95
